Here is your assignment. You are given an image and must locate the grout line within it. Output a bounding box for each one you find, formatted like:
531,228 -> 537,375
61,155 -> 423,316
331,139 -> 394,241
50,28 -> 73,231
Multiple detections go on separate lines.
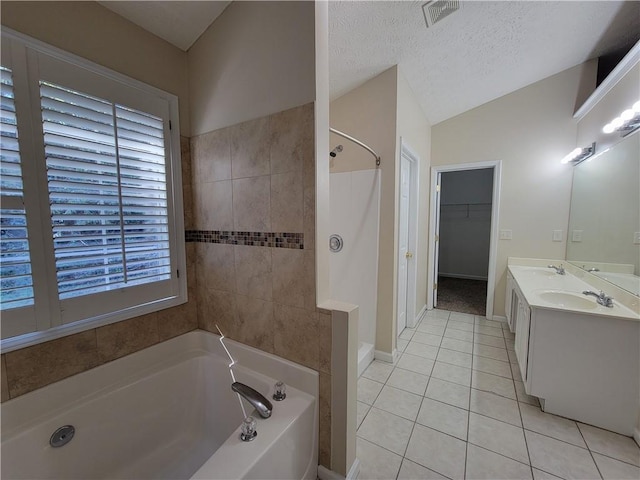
576,424 -> 605,480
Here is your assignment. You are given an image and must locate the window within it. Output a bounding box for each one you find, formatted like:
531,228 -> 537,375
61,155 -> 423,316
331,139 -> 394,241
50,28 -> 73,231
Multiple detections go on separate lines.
1,31 -> 186,350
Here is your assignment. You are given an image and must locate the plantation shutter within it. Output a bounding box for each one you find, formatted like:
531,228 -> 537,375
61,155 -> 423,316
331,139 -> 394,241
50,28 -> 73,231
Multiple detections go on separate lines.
0,66 -> 35,313
40,81 -> 173,317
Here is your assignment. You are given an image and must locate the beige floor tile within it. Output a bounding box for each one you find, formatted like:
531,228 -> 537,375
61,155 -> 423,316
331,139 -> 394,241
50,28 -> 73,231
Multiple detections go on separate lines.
432,361 -> 472,387
466,444 -> 532,480
405,341 -> 440,360
356,437 -> 403,480
525,430 -> 600,479
470,389 -> 521,427
475,318 -> 505,329
405,424 -> 467,480
362,360 -> 394,383
474,333 -> 506,348
423,317 -> 449,327
519,403 -> 585,447
428,309 -> 451,319
514,380 -> 540,406
425,377 -> 470,409
440,337 -> 473,354
593,452 -> 640,480
373,385 -> 423,421
357,407 -> 415,455
473,355 -> 513,378
448,320 -> 475,332
474,325 -> 504,338
399,328 -> 415,340
358,377 -> 384,405
417,397 -> 468,440
412,332 -> 443,347
471,370 -> 516,400
531,468 -> 563,480
387,368 -> 429,396
437,348 -> 473,368
578,423 -> 640,467
417,324 -> 446,336
397,338 -> 409,353
397,459 -> 448,480
357,401 -> 371,429
450,312 -> 476,323
468,412 -> 529,464
397,353 -> 435,376
474,343 -> 509,362
444,327 -> 474,342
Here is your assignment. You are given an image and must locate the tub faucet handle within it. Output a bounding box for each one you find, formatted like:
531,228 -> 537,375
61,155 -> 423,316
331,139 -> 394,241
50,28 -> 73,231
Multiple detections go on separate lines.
240,416 -> 257,442
273,381 -> 286,401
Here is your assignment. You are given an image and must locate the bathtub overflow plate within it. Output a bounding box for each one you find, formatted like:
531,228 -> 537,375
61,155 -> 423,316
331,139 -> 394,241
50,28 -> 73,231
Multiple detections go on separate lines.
329,234 -> 343,253
50,425 -> 75,448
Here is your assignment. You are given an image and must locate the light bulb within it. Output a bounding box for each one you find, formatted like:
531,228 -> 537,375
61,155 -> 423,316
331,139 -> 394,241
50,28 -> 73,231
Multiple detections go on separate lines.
611,117 -> 624,128
621,109 -> 635,121
570,148 -> 582,158
602,123 -> 615,134
633,101 -> 640,113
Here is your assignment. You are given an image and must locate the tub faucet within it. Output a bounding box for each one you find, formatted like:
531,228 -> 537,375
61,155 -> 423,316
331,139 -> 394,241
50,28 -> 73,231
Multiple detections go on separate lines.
548,264 -> 565,275
232,382 -> 273,418
582,290 -> 614,308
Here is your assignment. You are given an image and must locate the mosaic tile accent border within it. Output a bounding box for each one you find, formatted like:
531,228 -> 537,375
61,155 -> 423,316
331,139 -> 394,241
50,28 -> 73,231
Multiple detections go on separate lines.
185,230 -> 304,249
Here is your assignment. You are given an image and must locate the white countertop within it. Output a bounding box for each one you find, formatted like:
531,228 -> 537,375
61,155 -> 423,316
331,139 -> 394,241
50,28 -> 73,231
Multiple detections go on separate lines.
508,265 -> 640,321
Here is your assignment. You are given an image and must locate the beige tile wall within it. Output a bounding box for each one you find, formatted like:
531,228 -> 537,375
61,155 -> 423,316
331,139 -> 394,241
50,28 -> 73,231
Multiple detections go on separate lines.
1,136 -> 198,401
192,102 -> 332,468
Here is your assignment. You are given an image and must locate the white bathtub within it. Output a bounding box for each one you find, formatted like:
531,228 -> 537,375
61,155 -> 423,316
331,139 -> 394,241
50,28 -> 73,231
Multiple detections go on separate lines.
1,330 -> 318,479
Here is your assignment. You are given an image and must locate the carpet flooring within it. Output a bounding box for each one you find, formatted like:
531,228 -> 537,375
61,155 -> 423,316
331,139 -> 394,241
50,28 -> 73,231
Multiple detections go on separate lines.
436,276 -> 487,315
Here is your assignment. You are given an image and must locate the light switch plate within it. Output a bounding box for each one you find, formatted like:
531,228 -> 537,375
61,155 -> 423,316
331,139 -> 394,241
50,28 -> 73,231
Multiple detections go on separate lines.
499,229 -> 512,240
634,232 -> 640,245
572,230 -> 583,242
552,230 -> 563,242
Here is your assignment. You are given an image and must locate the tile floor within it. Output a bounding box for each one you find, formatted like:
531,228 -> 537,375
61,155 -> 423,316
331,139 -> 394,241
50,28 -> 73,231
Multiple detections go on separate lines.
356,309 -> 640,480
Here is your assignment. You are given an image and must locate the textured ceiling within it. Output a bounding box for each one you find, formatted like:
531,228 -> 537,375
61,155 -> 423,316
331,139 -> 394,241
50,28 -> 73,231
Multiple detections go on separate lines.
98,1 -> 231,51
329,1 -> 640,125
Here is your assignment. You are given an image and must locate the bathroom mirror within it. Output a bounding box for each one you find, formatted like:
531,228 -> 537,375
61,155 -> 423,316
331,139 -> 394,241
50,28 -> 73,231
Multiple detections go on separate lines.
566,130 -> 640,296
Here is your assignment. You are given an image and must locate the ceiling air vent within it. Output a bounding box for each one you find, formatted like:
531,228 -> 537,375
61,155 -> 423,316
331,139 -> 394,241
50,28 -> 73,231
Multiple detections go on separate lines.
422,0 -> 460,28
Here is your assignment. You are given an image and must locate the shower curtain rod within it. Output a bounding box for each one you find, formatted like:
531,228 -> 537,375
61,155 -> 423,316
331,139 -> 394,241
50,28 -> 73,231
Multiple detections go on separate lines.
330,127 -> 381,167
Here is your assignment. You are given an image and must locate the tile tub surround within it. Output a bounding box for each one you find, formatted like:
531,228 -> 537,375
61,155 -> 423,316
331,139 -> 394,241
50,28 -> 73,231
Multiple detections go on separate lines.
356,308 -> 640,480
190,103 -> 335,468
1,137 -> 198,402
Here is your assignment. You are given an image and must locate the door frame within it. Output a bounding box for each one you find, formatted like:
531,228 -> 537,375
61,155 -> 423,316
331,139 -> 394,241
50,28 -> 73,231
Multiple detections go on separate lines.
397,138 -> 420,333
427,160 -> 502,319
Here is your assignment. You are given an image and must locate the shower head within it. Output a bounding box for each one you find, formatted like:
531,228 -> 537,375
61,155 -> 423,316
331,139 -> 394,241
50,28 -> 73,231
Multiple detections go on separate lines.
330,145 -> 343,158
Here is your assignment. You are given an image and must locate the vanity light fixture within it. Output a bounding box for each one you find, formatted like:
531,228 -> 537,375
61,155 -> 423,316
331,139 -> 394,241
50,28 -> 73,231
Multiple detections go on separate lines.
602,100 -> 640,136
561,142 -> 596,165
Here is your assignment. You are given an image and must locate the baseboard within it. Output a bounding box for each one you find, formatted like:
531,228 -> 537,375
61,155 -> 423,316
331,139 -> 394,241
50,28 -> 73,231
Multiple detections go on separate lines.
317,458 -> 360,480
634,427 -> 640,447
492,314 -> 507,323
414,305 -> 427,325
375,349 -> 398,364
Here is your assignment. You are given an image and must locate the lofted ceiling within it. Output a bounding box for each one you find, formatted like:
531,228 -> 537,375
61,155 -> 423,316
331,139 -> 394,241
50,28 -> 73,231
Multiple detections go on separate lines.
99,1 -> 640,125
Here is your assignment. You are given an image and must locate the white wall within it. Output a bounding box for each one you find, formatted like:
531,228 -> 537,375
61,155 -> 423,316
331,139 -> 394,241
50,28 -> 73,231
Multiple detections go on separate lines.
188,1 -> 316,135
432,63 -> 595,316
1,1 -> 190,136
439,169 -> 493,279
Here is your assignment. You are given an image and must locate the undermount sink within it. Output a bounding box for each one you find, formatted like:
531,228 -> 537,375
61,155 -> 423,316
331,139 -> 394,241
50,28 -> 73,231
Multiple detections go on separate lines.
521,268 -> 557,277
536,290 -> 599,310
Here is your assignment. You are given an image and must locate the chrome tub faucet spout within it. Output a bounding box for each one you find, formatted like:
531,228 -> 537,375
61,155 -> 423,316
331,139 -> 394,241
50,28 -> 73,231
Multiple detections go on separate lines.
582,290 -> 614,308
232,382 -> 273,418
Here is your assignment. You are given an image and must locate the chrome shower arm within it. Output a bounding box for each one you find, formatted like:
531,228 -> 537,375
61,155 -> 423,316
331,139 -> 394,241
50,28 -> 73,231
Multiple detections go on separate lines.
330,127 -> 381,167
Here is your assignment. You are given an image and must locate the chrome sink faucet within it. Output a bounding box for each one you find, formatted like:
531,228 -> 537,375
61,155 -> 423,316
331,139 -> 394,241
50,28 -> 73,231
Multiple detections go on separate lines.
232,382 -> 273,418
548,264 -> 565,275
582,290 -> 614,308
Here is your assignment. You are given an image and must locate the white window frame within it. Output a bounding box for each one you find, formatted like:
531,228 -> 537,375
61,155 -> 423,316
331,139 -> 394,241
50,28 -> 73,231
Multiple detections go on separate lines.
1,29 -> 187,353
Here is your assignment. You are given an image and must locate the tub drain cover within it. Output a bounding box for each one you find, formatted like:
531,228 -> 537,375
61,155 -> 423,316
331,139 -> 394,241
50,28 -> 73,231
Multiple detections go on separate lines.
50,425 -> 75,447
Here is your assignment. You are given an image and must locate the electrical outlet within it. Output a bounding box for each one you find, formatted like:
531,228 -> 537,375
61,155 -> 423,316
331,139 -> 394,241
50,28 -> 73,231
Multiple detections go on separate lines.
499,229 -> 512,240
634,232 -> 640,245
572,230 -> 583,242
552,230 -> 563,242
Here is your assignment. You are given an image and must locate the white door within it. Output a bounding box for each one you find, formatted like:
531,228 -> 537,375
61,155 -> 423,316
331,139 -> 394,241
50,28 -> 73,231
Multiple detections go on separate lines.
397,155 -> 411,335
432,174 -> 442,307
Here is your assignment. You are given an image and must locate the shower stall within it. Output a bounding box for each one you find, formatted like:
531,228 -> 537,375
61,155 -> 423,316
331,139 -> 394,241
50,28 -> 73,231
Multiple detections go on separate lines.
328,128 -> 381,377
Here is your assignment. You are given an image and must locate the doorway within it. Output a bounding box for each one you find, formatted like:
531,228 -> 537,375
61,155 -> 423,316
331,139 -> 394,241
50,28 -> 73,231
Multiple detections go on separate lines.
427,161 -> 501,319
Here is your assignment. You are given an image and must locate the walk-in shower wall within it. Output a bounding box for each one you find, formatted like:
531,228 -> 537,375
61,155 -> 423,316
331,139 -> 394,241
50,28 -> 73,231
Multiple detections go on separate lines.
330,169 -> 381,375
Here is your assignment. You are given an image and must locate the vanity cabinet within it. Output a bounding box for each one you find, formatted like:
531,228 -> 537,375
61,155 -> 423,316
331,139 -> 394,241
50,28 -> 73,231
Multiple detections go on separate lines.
508,268 -> 639,435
